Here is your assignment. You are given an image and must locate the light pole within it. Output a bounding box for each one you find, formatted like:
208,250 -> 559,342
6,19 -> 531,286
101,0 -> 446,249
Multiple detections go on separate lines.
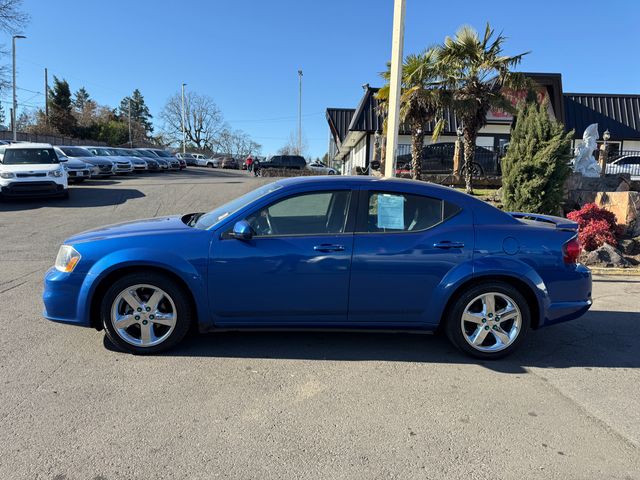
383,0 -> 406,177
298,69 -> 303,155
12,35 -> 26,141
181,83 -> 187,154
128,97 -> 132,147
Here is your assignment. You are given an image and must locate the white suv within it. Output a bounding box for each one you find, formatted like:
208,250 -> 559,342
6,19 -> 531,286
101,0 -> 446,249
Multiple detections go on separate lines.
0,143 -> 69,199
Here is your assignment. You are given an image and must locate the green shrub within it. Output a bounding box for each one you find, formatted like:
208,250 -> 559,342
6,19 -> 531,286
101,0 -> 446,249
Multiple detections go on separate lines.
501,100 -> 573,215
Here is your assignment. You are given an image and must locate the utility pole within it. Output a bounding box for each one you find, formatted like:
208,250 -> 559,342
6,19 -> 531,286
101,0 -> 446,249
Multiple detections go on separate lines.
12,35 -> 26,142
128,97 -> 132,147
44,68 -> 49,124
384,0 -> 406,178
181,83 -> 187,154
297,69 -> 303,155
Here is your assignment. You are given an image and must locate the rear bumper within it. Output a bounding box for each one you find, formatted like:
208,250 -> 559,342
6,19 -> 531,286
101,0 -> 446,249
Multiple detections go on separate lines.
1,181 -> 66,197
540,264 -> 592,327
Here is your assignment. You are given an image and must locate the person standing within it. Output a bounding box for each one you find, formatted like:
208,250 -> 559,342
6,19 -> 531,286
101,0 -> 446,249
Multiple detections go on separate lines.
246,155 -> 254,172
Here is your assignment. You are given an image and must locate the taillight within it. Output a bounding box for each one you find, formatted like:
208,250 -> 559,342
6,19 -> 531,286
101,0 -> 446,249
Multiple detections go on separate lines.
563,237 -> 581,264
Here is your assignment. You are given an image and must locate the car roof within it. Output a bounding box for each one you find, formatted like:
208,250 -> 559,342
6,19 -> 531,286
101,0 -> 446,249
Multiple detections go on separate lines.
5,142 -> 54,149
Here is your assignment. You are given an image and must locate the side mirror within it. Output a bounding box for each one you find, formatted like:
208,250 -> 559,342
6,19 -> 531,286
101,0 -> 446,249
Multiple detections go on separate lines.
58,156 -> 68,162
230,220 -> 253,240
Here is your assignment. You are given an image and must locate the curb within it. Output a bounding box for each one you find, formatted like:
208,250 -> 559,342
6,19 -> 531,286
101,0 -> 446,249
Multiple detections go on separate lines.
589,267 -> 640,276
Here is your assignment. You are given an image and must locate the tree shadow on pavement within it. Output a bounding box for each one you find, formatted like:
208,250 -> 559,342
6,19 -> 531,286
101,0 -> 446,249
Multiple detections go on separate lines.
134,309 -> 640,373
0,186 -> 145,211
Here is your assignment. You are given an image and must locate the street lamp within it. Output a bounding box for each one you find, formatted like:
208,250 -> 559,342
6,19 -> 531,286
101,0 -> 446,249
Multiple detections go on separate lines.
12,34 -> 26,141
181,83 -> 187,154
603,129 -> 610,145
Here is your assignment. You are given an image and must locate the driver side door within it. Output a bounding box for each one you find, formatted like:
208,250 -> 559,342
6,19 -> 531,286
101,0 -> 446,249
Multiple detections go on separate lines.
208,188 -> 356,326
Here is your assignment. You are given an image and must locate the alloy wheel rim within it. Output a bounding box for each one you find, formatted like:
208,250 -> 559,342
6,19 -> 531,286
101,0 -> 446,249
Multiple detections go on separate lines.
460,292 -> 521,352
110,284 -> 177,347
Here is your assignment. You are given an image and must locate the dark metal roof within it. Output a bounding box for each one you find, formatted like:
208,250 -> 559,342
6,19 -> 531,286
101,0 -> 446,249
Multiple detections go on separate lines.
346,86 -> 464,135
348,87 -> 383,132
326,108 -> 355,145
564,93 -> 640,140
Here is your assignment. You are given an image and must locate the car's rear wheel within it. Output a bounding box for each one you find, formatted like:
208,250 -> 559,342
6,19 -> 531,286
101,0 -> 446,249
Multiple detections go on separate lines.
445,281 -> 530,359
101,272 -> 192,354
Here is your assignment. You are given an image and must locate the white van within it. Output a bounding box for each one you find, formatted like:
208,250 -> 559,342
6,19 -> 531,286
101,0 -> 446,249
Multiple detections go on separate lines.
0,143 -> 69,198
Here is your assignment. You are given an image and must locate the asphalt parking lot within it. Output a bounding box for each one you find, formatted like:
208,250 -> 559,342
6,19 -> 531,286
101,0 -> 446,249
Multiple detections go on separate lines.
0,168 -> 638,480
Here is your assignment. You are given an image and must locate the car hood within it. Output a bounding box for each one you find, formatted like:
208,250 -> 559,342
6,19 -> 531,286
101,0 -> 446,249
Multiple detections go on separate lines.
64,159 -> 92,169
0,163 -> 62,173
70,155 -> 113,165
66,215 -> 194,244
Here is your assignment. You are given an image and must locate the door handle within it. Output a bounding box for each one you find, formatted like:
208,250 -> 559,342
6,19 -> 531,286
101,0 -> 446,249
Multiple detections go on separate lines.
433,241 -> 465,249
314,244 -> 345,252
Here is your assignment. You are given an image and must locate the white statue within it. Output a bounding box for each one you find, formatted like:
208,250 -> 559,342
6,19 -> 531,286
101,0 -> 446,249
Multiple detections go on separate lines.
573,123 -> 601,177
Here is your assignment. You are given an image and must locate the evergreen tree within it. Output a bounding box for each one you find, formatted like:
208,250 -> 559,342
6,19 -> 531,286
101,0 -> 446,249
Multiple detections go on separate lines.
501,99 -> 573,215
73,87 -> 91,111
119,89 -> 153,136
48,76 -> 77,135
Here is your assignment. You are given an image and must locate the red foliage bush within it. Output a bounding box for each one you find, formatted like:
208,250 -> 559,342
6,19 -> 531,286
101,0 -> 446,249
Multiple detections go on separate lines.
567,203 -> 619,251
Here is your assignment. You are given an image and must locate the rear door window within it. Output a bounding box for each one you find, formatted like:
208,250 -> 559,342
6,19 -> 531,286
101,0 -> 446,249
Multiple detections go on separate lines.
361,191 -> 460,233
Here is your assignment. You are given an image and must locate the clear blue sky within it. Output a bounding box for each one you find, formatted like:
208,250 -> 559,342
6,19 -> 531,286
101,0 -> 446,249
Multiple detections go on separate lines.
6,0 -> 640,157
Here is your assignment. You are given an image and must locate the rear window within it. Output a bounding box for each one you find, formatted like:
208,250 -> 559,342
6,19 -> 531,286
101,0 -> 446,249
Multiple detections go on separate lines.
1,148 -> 59,165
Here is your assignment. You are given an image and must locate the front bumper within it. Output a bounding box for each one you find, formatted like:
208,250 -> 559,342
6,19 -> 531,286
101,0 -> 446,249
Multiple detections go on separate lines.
1,181 -> 66,197
114,164 -> 134,173
43,267 -> 91,327
67,169 -> 91,180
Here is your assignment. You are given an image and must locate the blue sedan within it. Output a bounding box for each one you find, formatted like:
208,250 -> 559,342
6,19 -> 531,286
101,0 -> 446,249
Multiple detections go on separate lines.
43,176 -> 592,358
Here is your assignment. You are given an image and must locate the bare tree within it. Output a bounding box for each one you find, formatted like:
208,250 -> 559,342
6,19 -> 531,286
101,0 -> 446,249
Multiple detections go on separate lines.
278,131 -> 308,156
0,0 -> 29,34
160,91 -> 225,150
213,128 -> 261,158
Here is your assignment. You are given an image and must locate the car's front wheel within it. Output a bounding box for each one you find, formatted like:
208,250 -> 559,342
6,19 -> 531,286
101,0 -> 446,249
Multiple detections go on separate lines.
445,281 -> 530,359
101,272 -> 193,354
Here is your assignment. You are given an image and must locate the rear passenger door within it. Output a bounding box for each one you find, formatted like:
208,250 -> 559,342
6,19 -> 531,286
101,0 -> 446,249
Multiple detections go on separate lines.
348,187 -> 474,326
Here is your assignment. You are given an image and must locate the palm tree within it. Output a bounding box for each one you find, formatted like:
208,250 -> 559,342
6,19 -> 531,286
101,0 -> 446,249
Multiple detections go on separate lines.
438,24 -> 529,193
377,48 -> 445,180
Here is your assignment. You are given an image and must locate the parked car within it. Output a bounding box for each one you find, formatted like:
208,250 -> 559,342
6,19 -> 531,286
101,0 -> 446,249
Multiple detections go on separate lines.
396,143 -> 497,177
88,147 -> 149,172
198,157 -> 221,168
140,148 -> 183,170
117,149 -> 163,171
221,157 -> 239,169
606,155 -> 640,180
307,161 -> 337,175
43,176 -> 591,357
55,146 -> 115,177
257,155 -> 306,174
57,153 -> 94,183
0,143 -> 68,198
176,152 -> 198,166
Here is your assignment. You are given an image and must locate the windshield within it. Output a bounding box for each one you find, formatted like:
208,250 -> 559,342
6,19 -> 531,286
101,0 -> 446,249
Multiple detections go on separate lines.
137,150 -> 157,158
1,148 -> 59,165
153,150 -> 173,158
193,183 -> 283,230
92,147 -> 113,156
124,149 -> 143,157
60,147 -> 92,157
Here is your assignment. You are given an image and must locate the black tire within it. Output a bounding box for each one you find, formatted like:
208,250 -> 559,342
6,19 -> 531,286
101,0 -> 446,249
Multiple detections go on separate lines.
101,272 -> 193,354
460,162 -> 484,178
444,281 -> 530,359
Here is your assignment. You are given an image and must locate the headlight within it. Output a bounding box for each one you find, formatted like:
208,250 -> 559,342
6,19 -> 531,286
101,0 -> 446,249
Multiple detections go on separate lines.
0,171 -> 15,179
48,168 -> 64,177
55,245 -> 81,273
